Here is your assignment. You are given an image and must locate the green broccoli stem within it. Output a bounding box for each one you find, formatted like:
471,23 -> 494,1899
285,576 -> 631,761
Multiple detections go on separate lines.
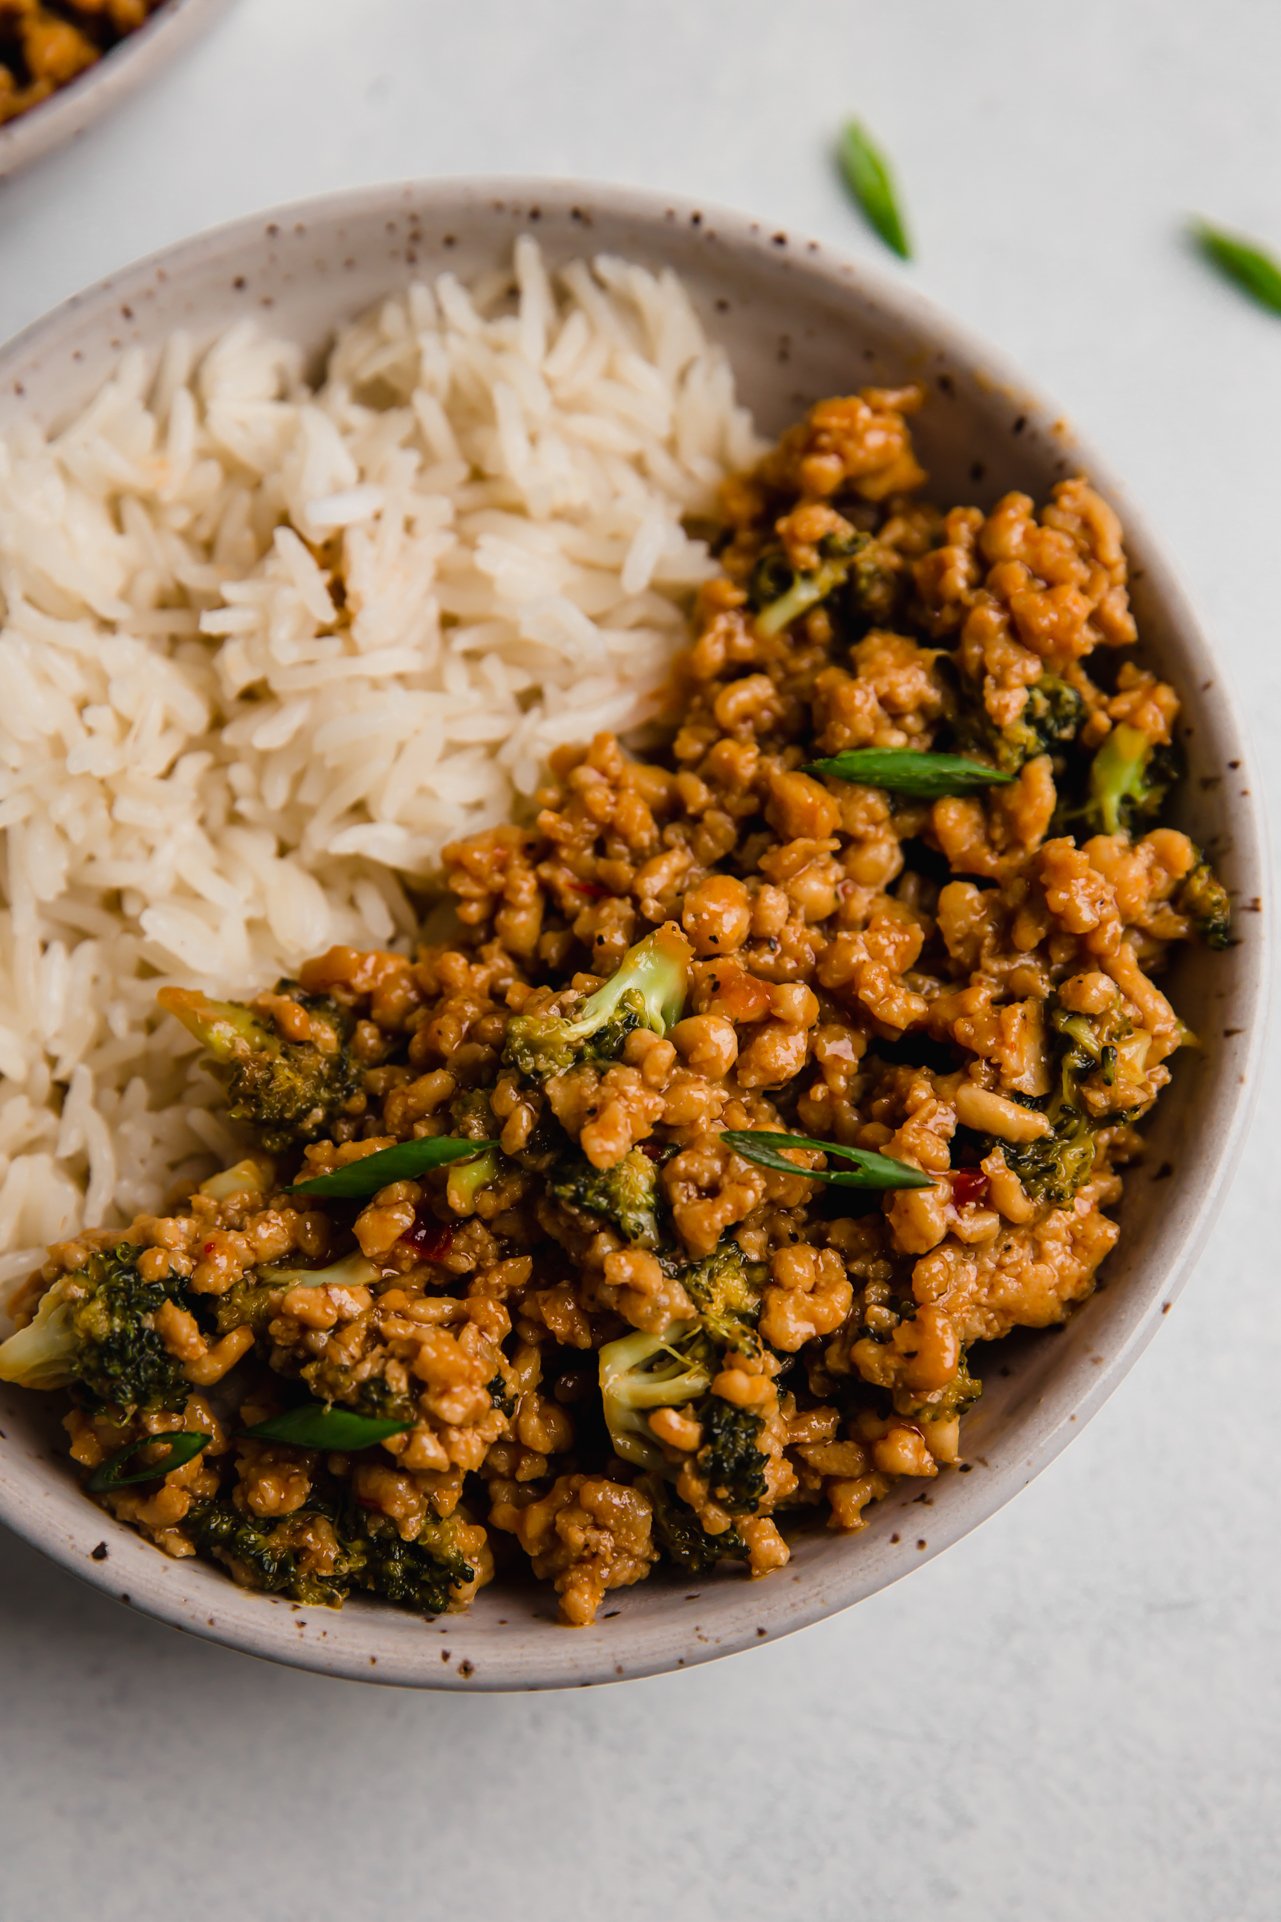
158,985 -> 360,1151
598,1324 -> 712,1470
504,923 -> 691,1081
0,1245 -> 193,1408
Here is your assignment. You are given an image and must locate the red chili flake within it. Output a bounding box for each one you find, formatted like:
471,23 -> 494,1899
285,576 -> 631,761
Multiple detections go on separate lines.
571,879 -> 607,900
399,1210 -> 454,1261
950,1168 -> 989,1208
639,1141 -> 664,1161
201,1242 -> 217,1257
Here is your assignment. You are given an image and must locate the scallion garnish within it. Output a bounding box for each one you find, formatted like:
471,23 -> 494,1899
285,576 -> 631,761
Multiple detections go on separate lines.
1190,220 -> 1281,317
87,1431 -> 210,1491
804,748 -> 1013,796
289,1136 -> 499,1199
838,120 -> 912,260
241,1405 -> 414,1449
722,1129 -> 933,1192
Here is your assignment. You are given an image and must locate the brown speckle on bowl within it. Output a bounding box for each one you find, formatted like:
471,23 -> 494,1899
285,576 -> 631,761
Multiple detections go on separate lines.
90,1541 -> 108,1561
916,1540 -> 927,1551
458,1659 -> 475,1679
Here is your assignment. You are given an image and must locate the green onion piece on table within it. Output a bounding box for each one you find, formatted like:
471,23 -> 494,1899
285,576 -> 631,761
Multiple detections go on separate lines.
289,1136 -> 499,1199
1190,220 -> 1281,317
804,748 -> 1014,796
723,1129 -> 933,1192
838,120 -> 912,260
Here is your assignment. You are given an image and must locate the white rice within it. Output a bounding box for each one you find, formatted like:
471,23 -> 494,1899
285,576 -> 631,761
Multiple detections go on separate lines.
0,241 -> 760,1286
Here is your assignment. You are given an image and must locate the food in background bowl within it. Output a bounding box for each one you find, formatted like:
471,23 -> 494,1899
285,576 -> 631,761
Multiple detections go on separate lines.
0,243 -> 1230,1627
0,0 -> 167,125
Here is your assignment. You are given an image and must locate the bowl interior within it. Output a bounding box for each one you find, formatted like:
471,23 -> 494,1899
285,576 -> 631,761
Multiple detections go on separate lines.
0,181 -> 1265,1688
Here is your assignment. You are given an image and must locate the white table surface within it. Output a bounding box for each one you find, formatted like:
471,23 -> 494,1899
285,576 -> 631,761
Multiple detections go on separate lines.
1,4 -> 1276,1918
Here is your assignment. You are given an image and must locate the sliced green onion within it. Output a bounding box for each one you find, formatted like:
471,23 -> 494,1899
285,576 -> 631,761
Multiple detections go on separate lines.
1190,220 -> 1281,317
289,1136 -> 499,1199
723,1129 -> 933,1192
88,1431 -> 210,1491
241,1405 -> 414,1449
804,748 -> 1013,796
838,120 -> 912,260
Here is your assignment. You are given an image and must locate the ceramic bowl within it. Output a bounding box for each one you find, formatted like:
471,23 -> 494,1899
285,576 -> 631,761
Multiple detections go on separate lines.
0,179 -> 1265,1689
0,0 -> 229,181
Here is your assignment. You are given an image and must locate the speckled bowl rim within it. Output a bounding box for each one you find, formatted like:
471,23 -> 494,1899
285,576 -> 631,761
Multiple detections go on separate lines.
0,177 -> 1267,1689
0,0 -> 230,181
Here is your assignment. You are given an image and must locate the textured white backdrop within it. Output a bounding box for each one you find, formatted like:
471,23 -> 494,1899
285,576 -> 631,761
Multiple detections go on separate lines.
0,4 -> 1277,1918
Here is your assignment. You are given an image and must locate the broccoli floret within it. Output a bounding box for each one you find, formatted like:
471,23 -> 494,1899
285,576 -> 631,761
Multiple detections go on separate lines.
1083,723 -> 1178,837
749,528 -> 891,638
232,1253 -> 413,1419
345,1511 -> 474,1616
997,674 -> 1086,772
695,1396 -> 769,1515
1002,999 -> 1150,1207
188,1498 -> 473,1615
1177,855 -> 1231,949
0,1244 -> 191,1410
297,1353 -> 417,1425
598,1323 -> 770,1511
1003,1111 -> 1098,1207
445,1146 -> 500,1217
158,986 -> 361,1151
894,1354 -> 983,1425
504,924 -> 690,1081
187,1498 -> 345,1604
647,1478 -> 749,1576
598,1323 -> 713,1471
952,670 -> 1084,773
550,1147 -> 662,1248
678,1241 -> 765,1355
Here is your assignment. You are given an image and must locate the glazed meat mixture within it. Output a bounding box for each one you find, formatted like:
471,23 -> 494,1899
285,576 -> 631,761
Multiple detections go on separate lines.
0,0 -> 164,125
0,386 -> 1229,1626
